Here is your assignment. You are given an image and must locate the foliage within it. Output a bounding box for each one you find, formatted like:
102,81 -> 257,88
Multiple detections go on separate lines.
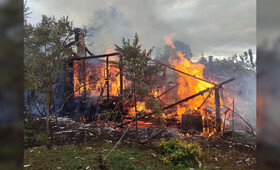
145,95 -> 165,126
24,15 -> 74,91
24,11 -> 75,134
155,138 -> 201,168
115,33 -> 163,121
115,33 -> 154,83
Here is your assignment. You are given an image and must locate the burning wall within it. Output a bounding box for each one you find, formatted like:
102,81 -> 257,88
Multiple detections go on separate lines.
73,57 -> 121,98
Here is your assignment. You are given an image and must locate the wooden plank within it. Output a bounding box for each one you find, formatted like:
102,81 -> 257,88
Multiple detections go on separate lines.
181,114 -> 203,132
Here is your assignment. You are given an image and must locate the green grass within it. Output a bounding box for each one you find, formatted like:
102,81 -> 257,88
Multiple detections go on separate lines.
25,144 -> 92,169
105,145 -> 166,169
24,142 -> 169,170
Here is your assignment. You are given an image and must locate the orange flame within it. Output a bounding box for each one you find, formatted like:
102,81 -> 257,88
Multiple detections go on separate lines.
73,48 -> 123,98
166,36 -> 216,121
164,33 -> 232,135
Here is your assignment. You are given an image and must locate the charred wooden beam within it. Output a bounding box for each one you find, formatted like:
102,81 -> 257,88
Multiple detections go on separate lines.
218,78 -> 235,87
163,88 -> 210,110
85,47 -> 94,56
149,59 -> 216,85
157,83 -> 180,99
215,88 -> 221,132
72,52 -> 120,61
197,87 -> 215,109
106,56 -> 109,102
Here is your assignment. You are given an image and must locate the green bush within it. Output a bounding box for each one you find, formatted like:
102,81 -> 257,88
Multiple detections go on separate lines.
155,138 -> 201,168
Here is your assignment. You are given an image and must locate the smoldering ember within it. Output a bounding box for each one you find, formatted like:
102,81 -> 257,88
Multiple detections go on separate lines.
24,10 -> 256,170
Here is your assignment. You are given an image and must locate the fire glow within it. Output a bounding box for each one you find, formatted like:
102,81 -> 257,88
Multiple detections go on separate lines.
73,48 -> 122,98
164,34 -> 216,117
74,35 -> 234,135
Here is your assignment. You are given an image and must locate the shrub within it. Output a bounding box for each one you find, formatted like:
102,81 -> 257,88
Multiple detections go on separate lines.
155,138 -> 201,168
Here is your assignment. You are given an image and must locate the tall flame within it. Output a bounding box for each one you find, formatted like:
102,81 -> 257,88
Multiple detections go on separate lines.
165,34 -> 216,120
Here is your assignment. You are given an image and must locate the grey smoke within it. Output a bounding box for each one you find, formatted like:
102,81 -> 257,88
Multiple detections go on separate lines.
27,0 -> 256,59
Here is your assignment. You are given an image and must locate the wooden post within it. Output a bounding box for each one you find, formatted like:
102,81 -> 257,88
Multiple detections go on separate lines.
215,87 -> 221,132
106,56 -> 109,102
119,54 -> 124,112
222,109 -> 229,135
163,66 -> 167,90
83,55 -> 86,101
133,78 -> 138,139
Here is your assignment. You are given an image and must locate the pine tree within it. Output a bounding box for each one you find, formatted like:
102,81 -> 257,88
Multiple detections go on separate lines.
115,33 -> 163,138
24,15 -> 74,135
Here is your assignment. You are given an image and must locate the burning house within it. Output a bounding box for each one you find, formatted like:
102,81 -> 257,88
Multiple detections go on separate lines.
59,28 -> 257,138
23,2 -> 258,169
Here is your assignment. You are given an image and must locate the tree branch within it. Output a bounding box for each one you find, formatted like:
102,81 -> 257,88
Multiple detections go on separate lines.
50,81 -> 96,119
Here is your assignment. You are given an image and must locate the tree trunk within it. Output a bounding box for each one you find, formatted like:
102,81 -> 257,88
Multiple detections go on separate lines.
46,84 -> 52,136
133,78 -> 138,139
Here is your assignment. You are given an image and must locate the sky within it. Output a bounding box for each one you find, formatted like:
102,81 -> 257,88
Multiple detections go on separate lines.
26,0 -> 256,61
